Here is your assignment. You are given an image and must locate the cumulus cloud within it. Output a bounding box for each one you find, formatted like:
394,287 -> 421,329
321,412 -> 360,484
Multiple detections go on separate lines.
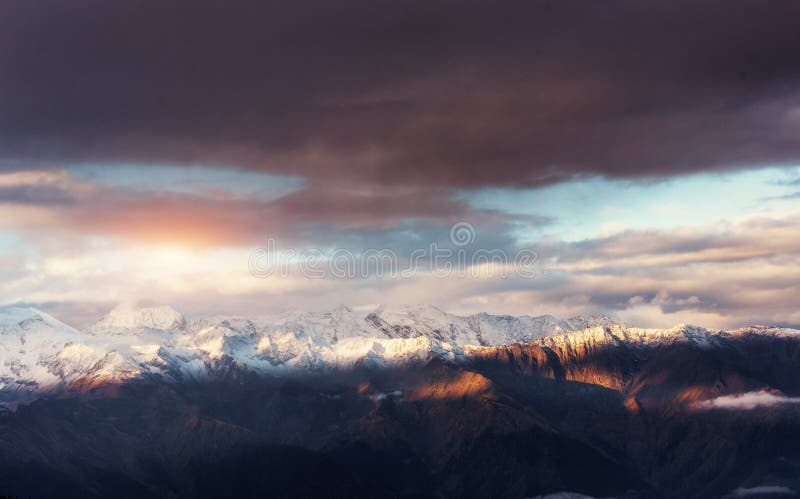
692,390 -> 800,411
529,212 -> 800,327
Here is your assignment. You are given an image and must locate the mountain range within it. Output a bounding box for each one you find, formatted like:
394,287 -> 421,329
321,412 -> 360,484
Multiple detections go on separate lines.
1,304 -> 799,498
0,304 -> 620,407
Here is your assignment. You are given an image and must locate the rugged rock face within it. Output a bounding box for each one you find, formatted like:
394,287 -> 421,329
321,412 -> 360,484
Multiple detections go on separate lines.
1,305 -> 799,498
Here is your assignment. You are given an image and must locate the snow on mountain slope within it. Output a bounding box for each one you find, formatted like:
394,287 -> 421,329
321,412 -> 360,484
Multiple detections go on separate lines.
1,304 -> 797,408
0,307 -> 138,406
260,304 -> 620,347
88,303 -> 186,334
259,305 -> 379,344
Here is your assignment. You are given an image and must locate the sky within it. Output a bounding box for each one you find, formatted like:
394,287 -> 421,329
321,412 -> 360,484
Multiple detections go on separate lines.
1,0 -> 799,328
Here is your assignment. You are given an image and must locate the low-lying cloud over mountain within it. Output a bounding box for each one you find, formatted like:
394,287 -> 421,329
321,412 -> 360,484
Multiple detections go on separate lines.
693,391 -> 800,411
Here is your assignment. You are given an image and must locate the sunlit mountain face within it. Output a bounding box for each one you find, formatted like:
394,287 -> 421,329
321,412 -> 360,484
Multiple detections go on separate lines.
1,1 -> 800,498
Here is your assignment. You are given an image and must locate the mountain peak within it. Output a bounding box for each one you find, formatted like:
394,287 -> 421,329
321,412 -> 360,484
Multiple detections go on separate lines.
0,306 -> 78,334
0,305 -> 46,324
561,313 -> 623,330
90,304 -> 186,333
373,303 -> 449,319
330,304 -> 354,316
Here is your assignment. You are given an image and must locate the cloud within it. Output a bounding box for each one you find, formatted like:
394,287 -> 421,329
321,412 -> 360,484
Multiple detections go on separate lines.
0,170 -> 535,247
3,1 -> 800,328
492,211 -> 800,327
4,186 -> 800,328
692,390 -> 800,411
763,191 -> 800,201
0,170 -> 94,204
724,486 -> 797,498
529,492 -> 599,499
1,1 -> 800,188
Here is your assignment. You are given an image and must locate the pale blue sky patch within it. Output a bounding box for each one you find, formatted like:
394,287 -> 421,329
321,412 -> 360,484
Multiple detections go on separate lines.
468,167 -> 800,242
0,234 -> 25,253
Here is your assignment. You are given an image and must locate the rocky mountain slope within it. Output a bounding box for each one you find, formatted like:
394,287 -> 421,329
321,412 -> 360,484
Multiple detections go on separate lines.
1,304 -> 799,498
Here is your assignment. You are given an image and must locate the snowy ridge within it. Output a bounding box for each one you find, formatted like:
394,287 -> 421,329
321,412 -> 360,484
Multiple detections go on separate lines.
0,307 -> 137,406
88,303 -> 186,334
1,304 -> 797,407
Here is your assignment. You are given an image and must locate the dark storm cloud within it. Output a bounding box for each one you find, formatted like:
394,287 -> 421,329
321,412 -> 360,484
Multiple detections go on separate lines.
2,0 -> 800,188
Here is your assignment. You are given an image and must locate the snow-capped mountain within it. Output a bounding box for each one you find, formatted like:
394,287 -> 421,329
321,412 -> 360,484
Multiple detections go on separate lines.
253,304 -> 619,346
1,303 -> 797,408
0,307 -> 138,406
2,305 -> 800,498
88,303 -> 187,334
